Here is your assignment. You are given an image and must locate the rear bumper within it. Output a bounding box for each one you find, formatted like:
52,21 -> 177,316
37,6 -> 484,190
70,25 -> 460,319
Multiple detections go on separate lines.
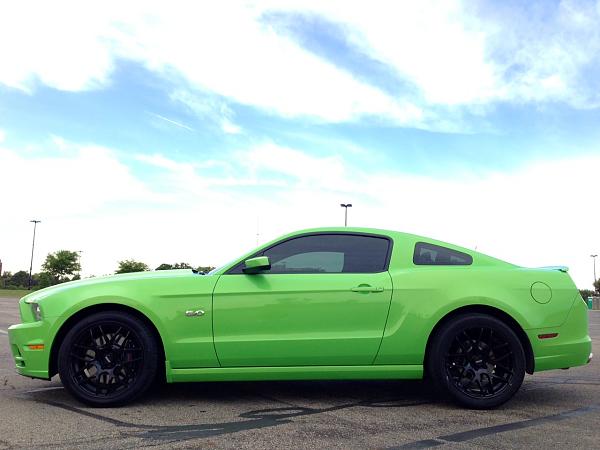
528,298 -> 592,372
7,321 -> 51,380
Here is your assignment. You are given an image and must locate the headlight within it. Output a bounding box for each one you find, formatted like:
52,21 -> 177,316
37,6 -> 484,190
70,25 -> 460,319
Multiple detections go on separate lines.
30,303 -> 43,321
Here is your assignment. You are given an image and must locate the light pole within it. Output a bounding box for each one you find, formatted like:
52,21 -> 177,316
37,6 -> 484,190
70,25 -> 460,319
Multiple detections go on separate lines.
340,203 -> 352,226
592,254 -> 598,292
28,220 -> 41,290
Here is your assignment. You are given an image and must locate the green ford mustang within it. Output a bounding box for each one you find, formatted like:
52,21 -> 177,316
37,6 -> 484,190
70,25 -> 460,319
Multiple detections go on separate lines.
8,227 -> 592,408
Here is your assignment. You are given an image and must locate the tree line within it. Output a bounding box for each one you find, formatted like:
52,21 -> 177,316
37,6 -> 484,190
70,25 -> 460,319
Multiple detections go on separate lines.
0,250 -> 215,290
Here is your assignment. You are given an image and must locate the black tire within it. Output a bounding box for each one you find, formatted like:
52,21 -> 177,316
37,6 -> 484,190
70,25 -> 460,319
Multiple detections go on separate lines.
58,311 -> 159,407
427,313 -> 525,409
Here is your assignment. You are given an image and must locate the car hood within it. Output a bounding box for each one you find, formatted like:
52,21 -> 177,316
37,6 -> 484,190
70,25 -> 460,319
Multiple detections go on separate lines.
22,269 -> 203,302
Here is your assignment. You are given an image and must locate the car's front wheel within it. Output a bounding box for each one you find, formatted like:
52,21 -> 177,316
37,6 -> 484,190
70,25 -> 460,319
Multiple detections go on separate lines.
427,313 -> 526,409
57,311 -> 159,407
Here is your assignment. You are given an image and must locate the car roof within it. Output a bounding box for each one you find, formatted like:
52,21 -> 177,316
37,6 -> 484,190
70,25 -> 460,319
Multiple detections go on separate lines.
287,227 -> 439,243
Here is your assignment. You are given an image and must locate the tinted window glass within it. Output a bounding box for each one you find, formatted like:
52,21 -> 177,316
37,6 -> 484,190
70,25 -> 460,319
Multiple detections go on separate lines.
265,234 -> 390,274
413,242 -> 473,266
271,251 -> 344,273
229,234 -> 391,274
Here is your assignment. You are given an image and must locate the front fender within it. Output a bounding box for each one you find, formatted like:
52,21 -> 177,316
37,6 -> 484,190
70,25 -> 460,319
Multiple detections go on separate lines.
34,274 -> 220,374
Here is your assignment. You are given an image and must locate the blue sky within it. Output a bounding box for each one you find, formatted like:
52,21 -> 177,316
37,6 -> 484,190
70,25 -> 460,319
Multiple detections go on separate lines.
0,0 -> 599,287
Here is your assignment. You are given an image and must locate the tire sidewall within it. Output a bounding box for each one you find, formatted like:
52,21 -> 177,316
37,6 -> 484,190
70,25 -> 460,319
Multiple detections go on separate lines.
58,311 -> 159,407
428,314 -> 526,409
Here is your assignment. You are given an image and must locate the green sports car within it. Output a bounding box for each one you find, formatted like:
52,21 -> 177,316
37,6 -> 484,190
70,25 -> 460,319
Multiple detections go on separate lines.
8,228 -> 592,409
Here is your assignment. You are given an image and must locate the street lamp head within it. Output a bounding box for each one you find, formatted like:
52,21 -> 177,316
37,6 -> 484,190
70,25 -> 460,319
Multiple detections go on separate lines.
30,219 -> 41,223
592,254 -> 598,258
340,203 -> 352,208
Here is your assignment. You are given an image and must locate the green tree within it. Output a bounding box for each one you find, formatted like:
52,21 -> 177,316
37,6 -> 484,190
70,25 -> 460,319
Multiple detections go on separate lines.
116,259 -> 149,274
579,289 -> 595,299
41,250 -> 81,285
196,266 -> 215,274
9,270 -> 30,287
35,272 -> 55,289
156,262 -> 193,271
594,279 -> 600,294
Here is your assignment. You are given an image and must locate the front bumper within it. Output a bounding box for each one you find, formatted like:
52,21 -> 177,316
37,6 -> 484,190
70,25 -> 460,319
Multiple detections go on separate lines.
7,321 -> 52,380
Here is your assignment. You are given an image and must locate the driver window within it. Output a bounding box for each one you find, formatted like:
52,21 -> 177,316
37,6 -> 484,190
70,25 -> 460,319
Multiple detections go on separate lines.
271,251 -> 344,273
263,234 -> 389,274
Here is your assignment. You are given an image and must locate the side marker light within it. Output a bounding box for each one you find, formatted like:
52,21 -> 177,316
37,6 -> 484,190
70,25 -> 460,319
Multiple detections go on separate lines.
537,333 -> 558,339
27,344 -> 45,350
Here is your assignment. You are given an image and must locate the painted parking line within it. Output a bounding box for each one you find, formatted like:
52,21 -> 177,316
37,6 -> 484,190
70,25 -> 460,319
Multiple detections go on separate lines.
21,386 -> 64,394
0,329 -> 8,335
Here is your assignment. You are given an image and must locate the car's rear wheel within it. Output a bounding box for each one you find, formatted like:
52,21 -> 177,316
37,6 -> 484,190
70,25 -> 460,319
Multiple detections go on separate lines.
427,313 -> 525,409
58,311 -> 158,407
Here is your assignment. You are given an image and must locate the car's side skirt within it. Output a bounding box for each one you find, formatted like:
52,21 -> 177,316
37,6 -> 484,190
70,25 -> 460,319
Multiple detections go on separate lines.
166,363 -> 423,383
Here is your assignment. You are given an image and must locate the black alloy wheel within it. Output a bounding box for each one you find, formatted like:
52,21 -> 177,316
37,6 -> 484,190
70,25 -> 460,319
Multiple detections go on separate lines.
58,311 -> 159,407
427,314 -> 525,409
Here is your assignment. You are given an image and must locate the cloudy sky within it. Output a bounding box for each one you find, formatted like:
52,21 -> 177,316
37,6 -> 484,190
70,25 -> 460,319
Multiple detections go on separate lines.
0,0 -> 599,288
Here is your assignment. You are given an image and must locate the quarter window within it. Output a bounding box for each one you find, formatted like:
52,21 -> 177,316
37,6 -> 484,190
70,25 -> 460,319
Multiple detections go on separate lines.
413,242 -> 473,266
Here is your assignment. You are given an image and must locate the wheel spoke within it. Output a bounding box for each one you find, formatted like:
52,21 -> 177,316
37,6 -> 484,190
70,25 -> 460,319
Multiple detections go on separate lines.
493,342 -> 509,351
486,373 -> 494,394
110,327 -> 122,346
495,363 -> 513,373
475,379 -> 483,394
461,331 -> 473,349
88,328 -> 98,349
98,325 -> 108,347
70,353 -> 90,362
454,336 -> 469,354
492,352 -> 513,363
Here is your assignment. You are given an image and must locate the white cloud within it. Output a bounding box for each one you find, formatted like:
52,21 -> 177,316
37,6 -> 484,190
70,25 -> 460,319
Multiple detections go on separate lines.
0,129 -> 5,143
0,2 -> 114,92
2,1 -> 597,127
0,1 -> 424,127
274,0 -> 497,105
10,2 -> 600,113
269,0 -> 600,108
2,141 -> 597,289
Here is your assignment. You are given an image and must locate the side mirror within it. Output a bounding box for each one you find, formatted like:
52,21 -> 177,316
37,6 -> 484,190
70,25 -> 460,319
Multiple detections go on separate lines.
242,256 -> 271,274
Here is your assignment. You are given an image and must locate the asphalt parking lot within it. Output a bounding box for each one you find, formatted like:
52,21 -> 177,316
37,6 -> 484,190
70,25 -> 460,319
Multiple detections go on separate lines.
1,294 -> 598,449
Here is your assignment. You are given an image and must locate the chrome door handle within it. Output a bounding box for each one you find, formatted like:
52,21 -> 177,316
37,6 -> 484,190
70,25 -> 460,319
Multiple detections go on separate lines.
351,286 -> 384,293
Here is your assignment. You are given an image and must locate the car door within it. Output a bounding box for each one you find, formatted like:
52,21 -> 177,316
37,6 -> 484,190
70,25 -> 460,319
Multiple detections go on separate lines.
212,233 -> 393,367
